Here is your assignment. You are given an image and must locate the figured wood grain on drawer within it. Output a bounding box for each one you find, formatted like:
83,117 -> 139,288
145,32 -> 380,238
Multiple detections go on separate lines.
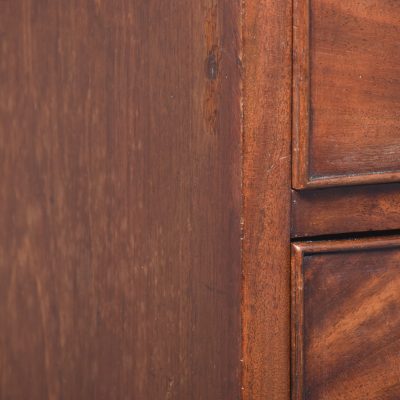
292,237 -> 400,399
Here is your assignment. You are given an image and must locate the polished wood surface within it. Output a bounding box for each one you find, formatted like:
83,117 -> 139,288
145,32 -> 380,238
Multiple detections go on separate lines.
292,237 -> 400,399
0,1 -> 241,398
4,0 -> 400,398
293,0 -> 400,189
242,0 -> 292,398
292,184 -> 400,237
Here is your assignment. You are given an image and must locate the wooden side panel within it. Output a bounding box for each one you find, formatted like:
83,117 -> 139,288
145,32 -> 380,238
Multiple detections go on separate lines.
292,238 -> 400,400
0,1 -> 242,399
293,0 -> 400,189
291,184 -> 400,237
242,0 -> 292,398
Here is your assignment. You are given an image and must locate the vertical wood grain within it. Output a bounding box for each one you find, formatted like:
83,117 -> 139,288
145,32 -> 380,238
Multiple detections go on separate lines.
242,0 -> 292,398
292,0 -> 311,190
0,1 -> 242,398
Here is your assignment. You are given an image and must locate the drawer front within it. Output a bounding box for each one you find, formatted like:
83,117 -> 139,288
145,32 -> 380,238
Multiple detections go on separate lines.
292,237 -> 400,399
293,0 -> 400,189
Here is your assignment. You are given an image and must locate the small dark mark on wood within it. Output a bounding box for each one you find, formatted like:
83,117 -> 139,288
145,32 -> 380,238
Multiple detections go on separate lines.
205,52 -> 218,80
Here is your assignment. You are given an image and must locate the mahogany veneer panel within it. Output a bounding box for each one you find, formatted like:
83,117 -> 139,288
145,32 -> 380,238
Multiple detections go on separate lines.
0,1 -> 241,399
293,0 -> 400,188
292,184 -> 400,237
292,237 -> 400,400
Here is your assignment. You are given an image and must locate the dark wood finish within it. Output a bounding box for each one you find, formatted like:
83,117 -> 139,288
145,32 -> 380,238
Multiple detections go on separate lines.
242,0 -> 292,398
292,237 -> 400,400
0,1 -> 241,399
292,184 -> 400,237
293,0 -> 400,189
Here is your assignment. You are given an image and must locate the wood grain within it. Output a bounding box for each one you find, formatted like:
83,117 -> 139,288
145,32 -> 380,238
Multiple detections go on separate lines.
293,0 -> 400,189
292,184 -> 400,237
0,1 -> 242,398
292,237 -> 400,400
242,0 -> 292,398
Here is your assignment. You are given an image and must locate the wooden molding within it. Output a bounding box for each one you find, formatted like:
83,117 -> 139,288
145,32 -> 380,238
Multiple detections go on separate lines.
292,0 -> 311,190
